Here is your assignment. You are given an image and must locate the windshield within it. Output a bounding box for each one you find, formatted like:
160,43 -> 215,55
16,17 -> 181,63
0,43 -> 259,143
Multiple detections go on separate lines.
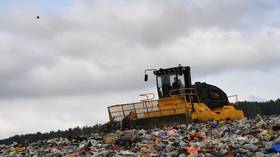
157,73 -> 185,98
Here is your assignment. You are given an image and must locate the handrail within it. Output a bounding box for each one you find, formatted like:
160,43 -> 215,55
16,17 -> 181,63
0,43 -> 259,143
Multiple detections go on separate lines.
139,93 -> 155,101
108,88 -> 201,121
109,103 -> 187,119
110,105 -> 159,114
228,95 -> 238,103
169,88 -> 200,103
108,99 -> 159,120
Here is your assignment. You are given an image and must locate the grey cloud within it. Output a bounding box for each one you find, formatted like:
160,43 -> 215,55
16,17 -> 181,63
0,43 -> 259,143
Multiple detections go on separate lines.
0,0 -> 279,98
249,95 -> 267,102
0,90 -> 149,138
1,0 -> 280,139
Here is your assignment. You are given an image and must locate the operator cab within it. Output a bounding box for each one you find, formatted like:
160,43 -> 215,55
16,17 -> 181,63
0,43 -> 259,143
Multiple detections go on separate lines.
153,65 -> 191,98
145,65 -> 229,109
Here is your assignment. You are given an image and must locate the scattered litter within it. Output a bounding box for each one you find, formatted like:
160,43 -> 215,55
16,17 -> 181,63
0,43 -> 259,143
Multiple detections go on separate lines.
1,115 -> 280,156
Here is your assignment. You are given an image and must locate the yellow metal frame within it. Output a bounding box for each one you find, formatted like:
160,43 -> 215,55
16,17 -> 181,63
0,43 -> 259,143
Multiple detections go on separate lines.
107,88 -> 244,122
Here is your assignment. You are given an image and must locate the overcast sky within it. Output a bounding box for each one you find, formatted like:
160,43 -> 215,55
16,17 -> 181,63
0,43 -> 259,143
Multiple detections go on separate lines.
0,0 -> 279,139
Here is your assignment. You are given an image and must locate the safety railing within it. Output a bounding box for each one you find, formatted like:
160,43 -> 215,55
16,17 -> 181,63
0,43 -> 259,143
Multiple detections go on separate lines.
108,100 -> 191,121
228,95 -> 238,103
169,88 -> 200,103
107,100 -> 159,121
108,88 -> 200,121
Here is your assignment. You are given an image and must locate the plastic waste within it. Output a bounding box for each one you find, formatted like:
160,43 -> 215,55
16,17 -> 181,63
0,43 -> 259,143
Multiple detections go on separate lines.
266,143 -> 280,153
1,115 -> 280,156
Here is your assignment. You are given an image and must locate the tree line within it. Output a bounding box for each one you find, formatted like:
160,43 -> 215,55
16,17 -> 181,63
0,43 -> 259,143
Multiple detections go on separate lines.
0,124 -> 102,146
235,98 -> 280,119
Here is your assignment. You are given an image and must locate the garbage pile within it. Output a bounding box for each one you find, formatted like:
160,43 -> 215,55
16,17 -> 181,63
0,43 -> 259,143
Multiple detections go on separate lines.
2,115 -> 280,157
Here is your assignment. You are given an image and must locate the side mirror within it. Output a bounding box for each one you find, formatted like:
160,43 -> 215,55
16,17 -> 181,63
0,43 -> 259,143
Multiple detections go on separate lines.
144,68 -> 156,82
144,74 -> 148,81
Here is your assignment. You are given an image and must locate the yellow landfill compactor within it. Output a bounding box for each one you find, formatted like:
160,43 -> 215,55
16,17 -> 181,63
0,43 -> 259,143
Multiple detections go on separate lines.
107,65 -> 244,128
